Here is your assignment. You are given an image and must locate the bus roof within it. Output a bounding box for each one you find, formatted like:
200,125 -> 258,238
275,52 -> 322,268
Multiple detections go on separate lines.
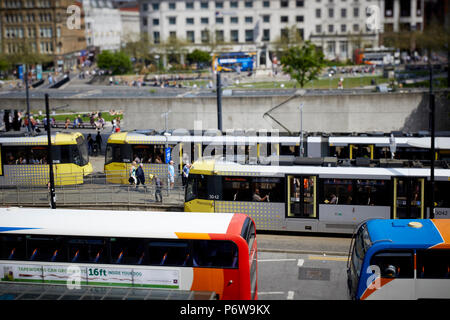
366,219 -> 450,250
0,207 -> 247,239
0,132 -> 83,146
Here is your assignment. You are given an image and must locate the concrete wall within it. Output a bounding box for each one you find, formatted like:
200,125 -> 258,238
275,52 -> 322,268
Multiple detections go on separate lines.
1,91 -> 448,133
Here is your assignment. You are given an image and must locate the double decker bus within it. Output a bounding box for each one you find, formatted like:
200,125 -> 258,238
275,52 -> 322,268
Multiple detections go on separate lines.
212,52 -> 256,72
0,132 -> 92,186
0,207 -> 257,300
347,219 -> 450,300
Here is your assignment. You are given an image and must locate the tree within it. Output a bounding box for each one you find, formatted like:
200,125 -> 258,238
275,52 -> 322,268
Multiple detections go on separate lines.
280,41 -> 325,88
97,50 -> 133,75
186,49 -> 211,67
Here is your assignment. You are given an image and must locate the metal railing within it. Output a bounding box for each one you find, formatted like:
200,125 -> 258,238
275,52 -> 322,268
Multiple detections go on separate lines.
0,171 -> 186,209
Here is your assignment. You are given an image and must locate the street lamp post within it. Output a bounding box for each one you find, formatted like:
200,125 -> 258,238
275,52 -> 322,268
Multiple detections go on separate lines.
299,103 -> 304,157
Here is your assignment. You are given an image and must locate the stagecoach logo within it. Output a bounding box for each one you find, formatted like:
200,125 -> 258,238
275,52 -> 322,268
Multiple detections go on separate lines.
366,265 -> 381,290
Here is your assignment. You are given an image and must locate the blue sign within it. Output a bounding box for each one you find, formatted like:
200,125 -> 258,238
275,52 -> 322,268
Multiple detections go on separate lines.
165,147 -> 171,164
36,64 -> 42,80
18,65 -> 24,80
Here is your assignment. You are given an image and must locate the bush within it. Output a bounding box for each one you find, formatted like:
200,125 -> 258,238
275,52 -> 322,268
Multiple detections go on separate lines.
97,50 -> 133,75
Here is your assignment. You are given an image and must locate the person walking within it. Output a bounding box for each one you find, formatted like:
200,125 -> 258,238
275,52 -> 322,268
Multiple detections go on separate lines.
153,175 -> 163,202
95,132 -> 102,153
182,163 -> 190,186
136,163 -> 146,190
129,161 -> 137,187
168,160 -> 175,190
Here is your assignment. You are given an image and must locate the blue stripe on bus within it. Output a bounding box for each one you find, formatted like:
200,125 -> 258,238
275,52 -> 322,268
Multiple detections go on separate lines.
0,227 -> 39,232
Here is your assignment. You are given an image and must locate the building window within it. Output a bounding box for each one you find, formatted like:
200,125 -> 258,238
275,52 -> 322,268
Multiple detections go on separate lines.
152,3 -> 159,10
245,1 -> 253,8
263,15 -> 270,23
200,2 -> 208,9
215,30 -> 224,42
316,25 -> 322,33
341,8 -> 346,18
245,29 -> 254,42
263,1 -> 270,7
169,2 -> 176,10
316,8 -> 321,18
201,17 -> 209,24
230,1 -> 238,8
186,2 -> 194,9
153,18 -> 159,25
186,18 -> 194,24
142,17 -> 147,26
245,16 -> 253,23
296,0 -> 304,7
201,30 -> 210,43
280,0 -> 289,8
168,16 -> 176,25
341,24 -> 347,33
262,29 -> 270,41
186,31 -> 195,43
230,30 -> 239,42
215,1 -> 223,8
353,7 -> 359,17
280,16 -> 289,23
230,16 -> 238,24
353,24 -> 359,32
216,17 -> 223,24
329,8 -> 334,18
153,31 -> 160,44
296,15 -> 304,23
328,24 -> 334,33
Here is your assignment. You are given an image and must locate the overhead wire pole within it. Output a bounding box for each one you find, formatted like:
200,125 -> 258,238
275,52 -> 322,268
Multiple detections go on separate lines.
216,71 -> 223,132
429,61 -> 435,219
45,94 -> 56,209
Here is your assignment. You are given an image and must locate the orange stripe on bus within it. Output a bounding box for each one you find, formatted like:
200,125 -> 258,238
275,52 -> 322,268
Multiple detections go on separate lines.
431,220 -> 450,249
175,232 -> 211,240
191,268 -> 224,297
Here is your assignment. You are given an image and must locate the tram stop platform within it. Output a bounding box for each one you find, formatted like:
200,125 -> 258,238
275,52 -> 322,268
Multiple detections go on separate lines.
0,282 -> 216,300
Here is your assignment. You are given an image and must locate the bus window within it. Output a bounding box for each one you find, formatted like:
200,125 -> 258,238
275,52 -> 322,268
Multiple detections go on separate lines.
193,240 -> 238,268
68,238 -> 107,264
26,236 -> 65,262
110,237 -> 147,265
416,250 -> 450,279
370,251 -> 414,279
0,235 -> 26,260
148,240 -> 190,266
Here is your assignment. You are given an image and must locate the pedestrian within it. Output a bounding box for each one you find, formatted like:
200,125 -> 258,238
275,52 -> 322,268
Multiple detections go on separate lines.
95,132 -> 102,153
136,163 -> 146,189
129,161 -> 137,187
87,134 -> 94,155
168,160 -> 175,190
182,163 -> 190,186
154,175 -> 163,202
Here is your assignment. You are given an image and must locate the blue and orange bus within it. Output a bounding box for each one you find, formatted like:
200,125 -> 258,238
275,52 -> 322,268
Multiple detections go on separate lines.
212,52 -> 256,72
347,219 -> 450,300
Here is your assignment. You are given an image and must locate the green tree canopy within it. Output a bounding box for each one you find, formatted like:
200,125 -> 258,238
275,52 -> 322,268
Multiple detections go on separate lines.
97,50 -> 133,75
186,49 -> 211,65
280,41 -> 325,88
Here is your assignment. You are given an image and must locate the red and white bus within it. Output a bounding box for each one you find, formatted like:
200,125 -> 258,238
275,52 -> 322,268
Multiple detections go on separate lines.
0,207 -> 257,300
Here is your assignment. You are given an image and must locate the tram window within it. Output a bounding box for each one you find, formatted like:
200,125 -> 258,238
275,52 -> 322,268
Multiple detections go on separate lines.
353,180 -> 390,206
252,177 -> 285,203
352,145 -> 371,159
68,238 -> 108,264
370,251 -> 414,279
148,240 -> 190,266
223,176 -> 252,201
434,181 -> 450,208
192,240 -> 238,268
110,237 -> 147,265
417,250 -> 450,279
26,236 -> 65,262
280,145 -> 298,156
323,179 -> 353,204
331,146 -> 349,159
0,235 -> 26,260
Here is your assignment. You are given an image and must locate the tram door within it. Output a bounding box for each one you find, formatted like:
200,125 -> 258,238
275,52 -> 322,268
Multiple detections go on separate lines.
287,176 -> 316,218
393,177 -> 425,219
